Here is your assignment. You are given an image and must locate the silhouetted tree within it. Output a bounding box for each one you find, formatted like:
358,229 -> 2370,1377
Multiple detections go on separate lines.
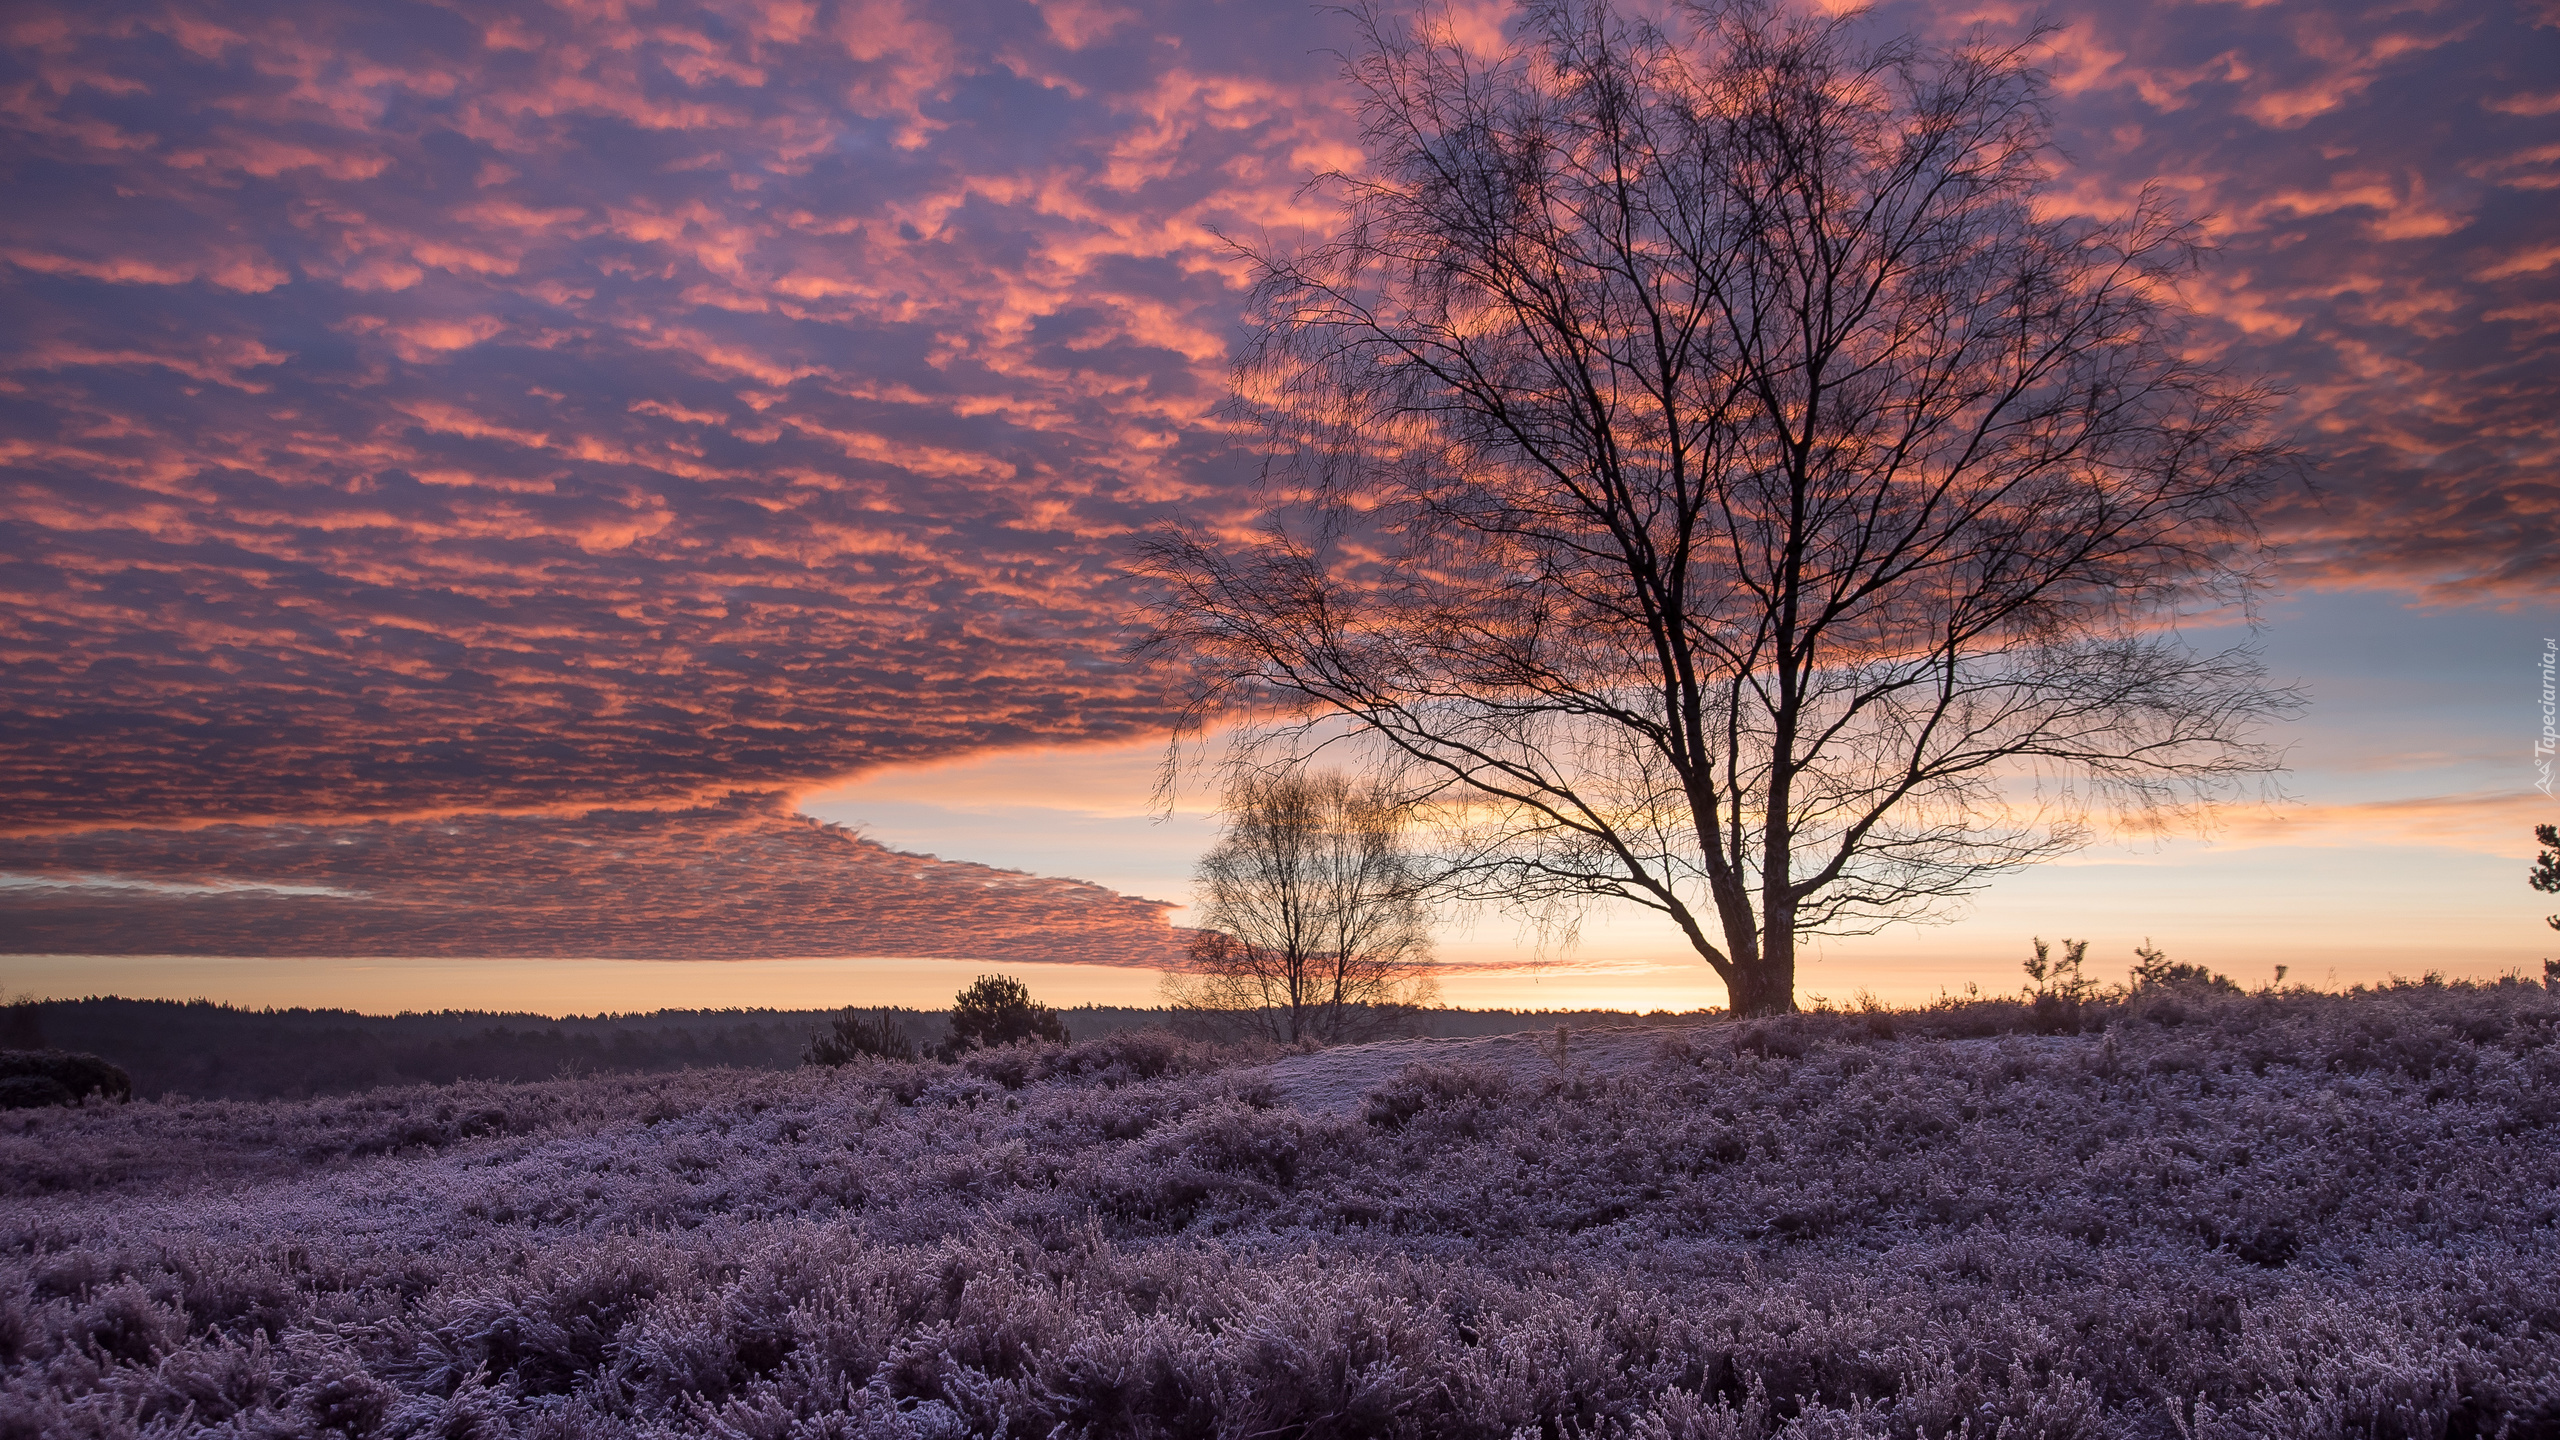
1173,769 -> 1440,1043
2129,940 -> 2236,993
1138,0 -> 2296,1014
2023,937 -> 2094,1000
805,1008 -> 920,1065
945,976 -> 1067,1053
2020,936 -> 2098,1033
2532,823 -> 2559,932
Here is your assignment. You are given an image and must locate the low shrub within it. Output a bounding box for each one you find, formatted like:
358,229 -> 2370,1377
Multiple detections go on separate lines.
959,1041 -> 1047,1090
0,1048 -> 132,1107
1035,1028 -> 1188,1083
805,1007 -> 920,1066
0,1074 -> 73,1110
1731,1018 -> 1811,1058
2129,939 -> 2241,994
1361,1059 -> 1512,1129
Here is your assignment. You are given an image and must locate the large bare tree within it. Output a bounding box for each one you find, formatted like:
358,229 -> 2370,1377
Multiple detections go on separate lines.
1175,769 -> 1438,1043
1137,0 -> 2298,1015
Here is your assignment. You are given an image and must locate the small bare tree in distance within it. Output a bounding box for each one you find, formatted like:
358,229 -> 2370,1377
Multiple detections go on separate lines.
1136,0 -> 2299,1016
1175,769 -> 1439,1043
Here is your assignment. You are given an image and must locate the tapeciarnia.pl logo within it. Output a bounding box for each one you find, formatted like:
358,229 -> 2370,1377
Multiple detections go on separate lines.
2538,637 -> 2556,797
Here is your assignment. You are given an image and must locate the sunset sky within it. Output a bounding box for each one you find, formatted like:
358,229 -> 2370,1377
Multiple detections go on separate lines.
3,0 -> 2554,1015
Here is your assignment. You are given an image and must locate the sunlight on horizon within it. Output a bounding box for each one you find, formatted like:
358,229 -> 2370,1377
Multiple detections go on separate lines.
11,600 -> 2548,1017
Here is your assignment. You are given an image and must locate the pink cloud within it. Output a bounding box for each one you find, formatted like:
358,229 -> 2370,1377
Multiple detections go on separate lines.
0,0 -> 2548,883
1,0 -> 1361,834
1867,0 -> 2560,602
0,794 -> 1192,963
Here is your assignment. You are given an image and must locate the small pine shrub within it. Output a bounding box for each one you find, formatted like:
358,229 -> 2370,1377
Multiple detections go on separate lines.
2129,940 -> 2239,994
945,975 -> 1067,1054
2023,937 -> 2100,1032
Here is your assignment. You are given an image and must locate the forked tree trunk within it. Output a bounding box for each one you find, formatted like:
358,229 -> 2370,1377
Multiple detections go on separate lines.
1724,957 -> 1797,1017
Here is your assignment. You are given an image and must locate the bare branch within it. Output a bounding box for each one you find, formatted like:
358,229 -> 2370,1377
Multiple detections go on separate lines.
1132,0 -> 2298,1015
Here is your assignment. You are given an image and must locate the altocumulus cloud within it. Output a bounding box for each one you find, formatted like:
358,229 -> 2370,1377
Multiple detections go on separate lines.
2,0 -> 1350,828
1942,0 -> 2560,599
0,0 -> 2551,958
0,795 -> 1190,963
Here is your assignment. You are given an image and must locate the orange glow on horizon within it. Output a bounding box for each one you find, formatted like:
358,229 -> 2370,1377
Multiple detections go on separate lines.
2,0 -> 2552,995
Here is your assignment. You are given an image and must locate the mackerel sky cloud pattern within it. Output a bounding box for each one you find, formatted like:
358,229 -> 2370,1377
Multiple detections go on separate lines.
3,0 -> 1351,829
0,794 -> 1189,962
2,0 -> 2554,958
1946,0 -> 2560,598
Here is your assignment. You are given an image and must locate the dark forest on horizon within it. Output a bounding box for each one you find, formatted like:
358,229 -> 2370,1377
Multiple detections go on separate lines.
0,995 -> 1707,1101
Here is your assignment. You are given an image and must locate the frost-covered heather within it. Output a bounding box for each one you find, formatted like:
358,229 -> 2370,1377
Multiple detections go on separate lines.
3,983 -> 2556,1438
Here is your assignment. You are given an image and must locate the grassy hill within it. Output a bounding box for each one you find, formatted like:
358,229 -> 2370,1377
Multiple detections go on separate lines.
1,978 -> 2553,1435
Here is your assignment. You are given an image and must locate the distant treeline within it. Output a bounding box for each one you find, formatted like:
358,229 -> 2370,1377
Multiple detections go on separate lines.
5,997 -> 815,1101
2,996 -> 1702,1101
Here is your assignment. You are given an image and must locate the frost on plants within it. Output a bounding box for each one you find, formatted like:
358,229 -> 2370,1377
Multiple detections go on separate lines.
2,985 -> 2557,1437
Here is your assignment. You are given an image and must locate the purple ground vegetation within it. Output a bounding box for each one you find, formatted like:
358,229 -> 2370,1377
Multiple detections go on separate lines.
1,982 -> 2555,1438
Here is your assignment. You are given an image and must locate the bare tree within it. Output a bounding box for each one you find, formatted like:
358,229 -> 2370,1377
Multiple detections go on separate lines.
1174,769 -> 1439,1042
1137,0 -> 2298,1015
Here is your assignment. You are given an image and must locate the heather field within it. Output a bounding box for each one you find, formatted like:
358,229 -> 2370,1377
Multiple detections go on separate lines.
4,982 -> 2557,1439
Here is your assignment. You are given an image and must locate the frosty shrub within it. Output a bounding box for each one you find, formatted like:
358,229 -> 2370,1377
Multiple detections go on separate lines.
0,979 -> 2555,1437
963,1028 -> 1234,1092
1360,1060 -> 1513,1130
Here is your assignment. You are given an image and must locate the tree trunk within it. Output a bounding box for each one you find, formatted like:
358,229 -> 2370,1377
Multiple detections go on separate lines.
1728,899 -> 1798,1017
1726,955 -> 1798,1017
